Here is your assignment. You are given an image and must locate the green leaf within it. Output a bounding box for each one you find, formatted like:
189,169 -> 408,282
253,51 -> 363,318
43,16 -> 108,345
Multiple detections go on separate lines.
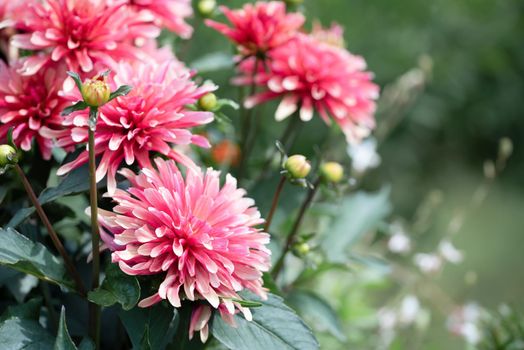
286,290 -> 347,342
88,264 -> 140,310
119,303 -> 179,350
8,160 -> 106,228
61,101 -> 88,116
0,317 -> 54,350
54,307 -> 77,350
321,187 -> 392,262
0,227 -> 73,289
77,339 -> 95,350
190,52 -> 234,73
67,71 -> 82,92
0,298 -> 42,322
211,293 -> 319,350
109,85 -> 132,101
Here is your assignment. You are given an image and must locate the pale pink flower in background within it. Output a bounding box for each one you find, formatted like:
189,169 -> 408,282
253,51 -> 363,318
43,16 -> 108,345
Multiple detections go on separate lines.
205,1 -> 304,56
236,33 -> 379,143
447,303 -> 484,345
310,21 -> 346,48
125,0 -> 193,39
45,59 -> 214,193
11,0 -> 158,75
97,158 -> 271,342
0,60 -> 68,159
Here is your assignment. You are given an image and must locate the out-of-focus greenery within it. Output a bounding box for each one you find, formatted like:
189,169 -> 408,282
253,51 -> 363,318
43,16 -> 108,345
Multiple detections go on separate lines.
185,0 -> 524,348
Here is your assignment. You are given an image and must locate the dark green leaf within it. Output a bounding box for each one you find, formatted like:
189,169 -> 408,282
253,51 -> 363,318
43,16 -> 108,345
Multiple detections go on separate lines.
190,52 -> 234,73
211,293 -> 319,350
61,101 -> 88,116
0,298 -> 42,322
77,338 -> 95,350
0,227 -> 73,289
54,307 -> 77,350
286,290 -> 347,342
0,317 -> 54,350
8,161 -> 106,228
109,85 -> 132,101
88,264 -> 140,310
230,299 -> 262,308
321,187 -> 392,262
67,71 -> 82,92
119,303 -> 179,350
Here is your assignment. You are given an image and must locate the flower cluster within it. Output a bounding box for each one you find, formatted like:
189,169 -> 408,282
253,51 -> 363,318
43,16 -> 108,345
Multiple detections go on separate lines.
208,2 -> 379,143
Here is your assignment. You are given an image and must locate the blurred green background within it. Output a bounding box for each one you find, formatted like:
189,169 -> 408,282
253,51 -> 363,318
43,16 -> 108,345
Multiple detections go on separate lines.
185,0 -> 524,348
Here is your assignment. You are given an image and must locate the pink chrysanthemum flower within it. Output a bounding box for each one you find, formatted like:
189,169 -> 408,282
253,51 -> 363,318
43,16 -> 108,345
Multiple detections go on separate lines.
125,0 -> 193,39
97,158 -> 271,342
236,33 -> 380,143
205,1 -> 304,57
11,0 -> 158,75
0,60 -> 69,159
45,59 -> 215,193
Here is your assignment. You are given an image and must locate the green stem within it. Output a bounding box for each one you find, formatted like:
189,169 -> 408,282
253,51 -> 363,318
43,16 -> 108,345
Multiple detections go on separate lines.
14,164 -> 86,296
238,58 -> 260,180
87,114 -> 101,349
264,176 -> 286,233
272,178 -> 320,279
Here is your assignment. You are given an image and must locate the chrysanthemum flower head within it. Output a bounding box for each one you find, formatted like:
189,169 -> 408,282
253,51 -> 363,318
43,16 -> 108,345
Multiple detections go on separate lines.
11,0 -> 158,75
125,0 -> 193,39
205,1 -> 305,57
97,158 -> 271,342
236,33 -> 380,143
0,59 -> 69,159
46,59 -> 215,193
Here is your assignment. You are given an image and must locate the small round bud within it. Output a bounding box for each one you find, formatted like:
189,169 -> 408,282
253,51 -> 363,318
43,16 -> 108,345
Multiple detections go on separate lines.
81,75 -> 111,107
198,92 -> 218,111
293,242 -> 310,257
212,140 -> 241,167
0,144 -> 18,167
197,0 -> 216,17
284,155 -> 311,179
320,162 -> 344,183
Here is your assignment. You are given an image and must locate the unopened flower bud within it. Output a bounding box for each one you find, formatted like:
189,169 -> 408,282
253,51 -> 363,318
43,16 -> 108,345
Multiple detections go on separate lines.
293,242 -> 310,257
212,140 -> 241,166
320,162 -> 344,183
284,154 -> 311,179
198,93 -> 217,111
81,75 -> 111,107
197,0 -> 216,17
0,144 -> 18,167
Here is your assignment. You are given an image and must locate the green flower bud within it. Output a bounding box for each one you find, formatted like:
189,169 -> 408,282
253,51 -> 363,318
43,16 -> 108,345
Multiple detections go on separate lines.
320,162 -> 344,183
81,75 -> 111,107
284,154 -> 311,179
198,93 -> 218,111
0,144 -> 18,167
197,0 -> 216,17
293,242 -> 310,257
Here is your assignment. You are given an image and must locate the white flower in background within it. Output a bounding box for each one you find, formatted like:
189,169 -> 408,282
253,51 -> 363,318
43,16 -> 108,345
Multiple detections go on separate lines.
388,222 -> 411,254
399,295 -> 421,325
388,232 -> 411,254
438,239 -> 464,264
414,253 -> 443,274
378,307 -> 397,331
447,303 -> 483,345
347,137 -> 381,173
